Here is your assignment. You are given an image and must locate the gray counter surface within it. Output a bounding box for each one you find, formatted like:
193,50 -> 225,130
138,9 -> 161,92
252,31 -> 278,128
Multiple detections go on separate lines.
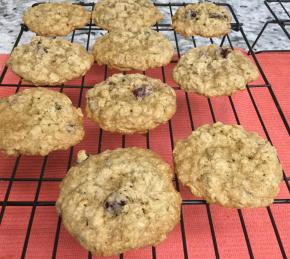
0,0 -> 289,53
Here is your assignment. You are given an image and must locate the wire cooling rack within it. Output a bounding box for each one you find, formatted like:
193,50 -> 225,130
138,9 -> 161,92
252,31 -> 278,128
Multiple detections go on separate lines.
0,2 -> 289,259
252,0 -> 290,51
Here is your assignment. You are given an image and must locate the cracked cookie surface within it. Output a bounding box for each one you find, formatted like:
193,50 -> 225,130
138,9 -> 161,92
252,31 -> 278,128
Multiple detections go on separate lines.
86,73 -> 176,134
56,147 -> 181,256
172,2 -> 231,38
7,36 -> 94,86
93,0 -> 163,31
173,122 -> 282,208
0,88 -> 84,156
92,28 -> 174,71
173,45 -> 259,97
23,3 -> 91,36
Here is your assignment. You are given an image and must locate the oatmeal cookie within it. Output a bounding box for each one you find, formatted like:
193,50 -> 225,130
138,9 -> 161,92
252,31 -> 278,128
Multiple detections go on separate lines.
7,36 -> 94,86
92,28 -> 174,71
173,45 -> 259,97
173,122 -> 283,208
93,0 -> 163,31
23,3 -> 91,36
172,2 -> 231,38
56,147 -> 181,256
86,74 -> 176,134
0,88 -> 84,156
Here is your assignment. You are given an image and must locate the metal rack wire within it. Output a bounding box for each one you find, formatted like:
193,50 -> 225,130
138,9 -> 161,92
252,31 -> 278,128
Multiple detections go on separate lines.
252,0 -> 290,51
0,2 -> 289,259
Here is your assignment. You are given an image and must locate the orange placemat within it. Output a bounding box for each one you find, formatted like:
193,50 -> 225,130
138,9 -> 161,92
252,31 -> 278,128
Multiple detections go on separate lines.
0,53 -> 289,259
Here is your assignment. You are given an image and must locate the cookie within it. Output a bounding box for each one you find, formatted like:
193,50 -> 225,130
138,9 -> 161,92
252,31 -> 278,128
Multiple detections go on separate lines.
0,88 -> 84,156
173,122 -> 283,208
92,28 -> 174,71
23,3 -> 91,36
56,147 -> 181,256
172,2 -> 231,38
93,0 -> 163,31
7,36 -> 94,86
173,45 -> 259,97
86,73 -> 176,134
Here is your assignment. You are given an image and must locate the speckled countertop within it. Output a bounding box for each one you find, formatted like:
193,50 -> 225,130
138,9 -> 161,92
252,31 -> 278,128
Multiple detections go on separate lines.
0,0 -> 289,54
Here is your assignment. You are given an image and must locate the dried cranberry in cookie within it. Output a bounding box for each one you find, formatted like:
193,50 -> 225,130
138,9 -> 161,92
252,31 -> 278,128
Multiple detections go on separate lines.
185,10 -> 197,19
132,85 -> 152,99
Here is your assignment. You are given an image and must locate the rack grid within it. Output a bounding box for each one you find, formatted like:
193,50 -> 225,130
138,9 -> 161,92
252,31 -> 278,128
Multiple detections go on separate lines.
0,2 -> 289,259
252,0 -> 290,51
